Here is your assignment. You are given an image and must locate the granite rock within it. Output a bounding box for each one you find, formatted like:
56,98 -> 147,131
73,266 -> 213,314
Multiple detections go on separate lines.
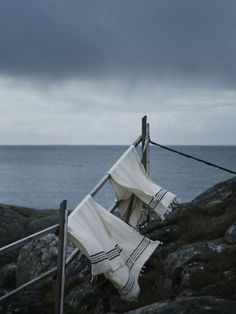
224,222 -> 236,244
125,296 -> 236,314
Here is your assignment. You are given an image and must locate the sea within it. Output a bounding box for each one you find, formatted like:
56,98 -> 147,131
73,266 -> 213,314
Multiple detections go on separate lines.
0,145 -> 236,210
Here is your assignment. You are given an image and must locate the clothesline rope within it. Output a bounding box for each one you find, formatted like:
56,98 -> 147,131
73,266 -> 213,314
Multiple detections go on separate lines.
149,139 -> 236,175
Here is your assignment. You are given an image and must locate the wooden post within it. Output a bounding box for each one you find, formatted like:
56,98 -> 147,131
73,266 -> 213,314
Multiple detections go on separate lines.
55,200 -> 68,314
142,115 -> 147,170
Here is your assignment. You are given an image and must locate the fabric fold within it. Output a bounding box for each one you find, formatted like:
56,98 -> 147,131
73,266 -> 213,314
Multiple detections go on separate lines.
108,145 -> 178,229
68,195 -> 159,301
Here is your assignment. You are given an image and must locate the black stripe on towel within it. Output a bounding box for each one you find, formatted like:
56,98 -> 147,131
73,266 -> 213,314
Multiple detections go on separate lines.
127,239 -> 150,270
90,252 -> 108,264
106,245 -> 122,260
148,188 -> 168,210
148,188 -> 164,209
125,237 -> 151,270
90,251 -> 106,258
90,256 -> 109,264
160,190 -> 168,201
119,273 -> 135,297
90,245 -> 122,264
107,248 -> 122,261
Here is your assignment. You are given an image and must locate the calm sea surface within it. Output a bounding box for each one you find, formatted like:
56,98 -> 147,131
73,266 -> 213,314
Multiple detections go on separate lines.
0,145 -> 235,210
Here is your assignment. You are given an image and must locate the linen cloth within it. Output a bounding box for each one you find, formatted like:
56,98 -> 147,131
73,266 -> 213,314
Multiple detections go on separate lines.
108,145 -> 177,229
68,195 -> 159,300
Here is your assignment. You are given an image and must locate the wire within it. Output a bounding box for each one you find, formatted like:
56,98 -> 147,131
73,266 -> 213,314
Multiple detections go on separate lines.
149,139 -> 236,175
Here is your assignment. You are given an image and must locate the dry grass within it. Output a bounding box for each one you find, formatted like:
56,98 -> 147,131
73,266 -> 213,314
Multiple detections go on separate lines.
166,202 -> 236,247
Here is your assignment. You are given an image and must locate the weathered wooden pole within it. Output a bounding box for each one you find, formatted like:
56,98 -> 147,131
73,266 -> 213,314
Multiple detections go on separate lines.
55,200 -> 68,314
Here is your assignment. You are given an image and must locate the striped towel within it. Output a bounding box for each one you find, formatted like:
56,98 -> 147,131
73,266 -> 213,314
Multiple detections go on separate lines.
108,145 -> 178,229
68,195 -> 159,301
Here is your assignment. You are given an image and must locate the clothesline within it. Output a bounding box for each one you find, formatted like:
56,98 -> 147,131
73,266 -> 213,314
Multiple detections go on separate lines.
67,117 -> 236,303
68,145 -> 177,301
149,139 -> 236,175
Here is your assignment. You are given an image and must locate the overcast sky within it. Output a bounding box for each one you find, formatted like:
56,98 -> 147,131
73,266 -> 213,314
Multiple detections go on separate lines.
0,0 -> 235,145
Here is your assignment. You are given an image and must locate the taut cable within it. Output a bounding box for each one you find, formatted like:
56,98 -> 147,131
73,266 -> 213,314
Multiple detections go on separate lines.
149,139 -> 236,175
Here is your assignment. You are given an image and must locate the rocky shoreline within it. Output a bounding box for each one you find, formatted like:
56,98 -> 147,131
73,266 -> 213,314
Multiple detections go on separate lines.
1,177 -> 236,313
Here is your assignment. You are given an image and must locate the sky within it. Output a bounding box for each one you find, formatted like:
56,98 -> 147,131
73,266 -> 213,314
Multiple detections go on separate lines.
0,0 -> 235,145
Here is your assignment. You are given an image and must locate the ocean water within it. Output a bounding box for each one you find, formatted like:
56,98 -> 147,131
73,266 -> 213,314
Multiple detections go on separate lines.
0,145 -> 235,210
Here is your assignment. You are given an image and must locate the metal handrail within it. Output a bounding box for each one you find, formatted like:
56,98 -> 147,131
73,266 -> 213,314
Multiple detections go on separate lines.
90,134 -> 142,197
0,248 -> 82,303
0,224 -> 59,256
0,124 -> 147,309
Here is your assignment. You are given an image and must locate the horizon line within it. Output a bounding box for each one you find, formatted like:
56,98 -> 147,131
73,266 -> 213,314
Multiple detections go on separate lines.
0,144 -> 236,147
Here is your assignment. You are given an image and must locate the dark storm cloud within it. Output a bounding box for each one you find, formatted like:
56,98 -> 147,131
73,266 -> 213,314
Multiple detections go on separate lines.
0,0 -> 236,83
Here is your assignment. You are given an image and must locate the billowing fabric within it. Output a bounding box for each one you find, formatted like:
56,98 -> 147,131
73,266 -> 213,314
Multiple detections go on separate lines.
68,195 -> 159,301
108,145 -> 177,228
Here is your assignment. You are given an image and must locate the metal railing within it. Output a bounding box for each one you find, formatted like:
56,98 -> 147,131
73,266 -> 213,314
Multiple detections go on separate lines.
0,116 -> 150,314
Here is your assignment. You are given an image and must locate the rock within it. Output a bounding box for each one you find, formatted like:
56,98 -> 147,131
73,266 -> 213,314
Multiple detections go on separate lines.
145,209 -> 170,232
160,238 -> 231,291
16,232 -> 76,285
0,206 -> 26,247
27,216 -> 59,234
108,295 -> 137,313
1,176 -> 236,314
0,264 -> 17,294
0,203 -> 58,268
192,176 -> 236,212
64,283 -> 98,314
180,261 -> 205,287
94,298 -> 106,314
66,255 -> 91,280
0,290 -> 42,314
147,225 -> 178,244
224,222 -> 236,244
16,234 -> 58,285
0,206 -> 27,267
0,204 -> 59,248
125,296 -> 236,314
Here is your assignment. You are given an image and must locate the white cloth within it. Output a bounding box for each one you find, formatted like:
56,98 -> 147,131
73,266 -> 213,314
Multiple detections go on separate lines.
68,195 -> 159,301
108,145 -> 177,228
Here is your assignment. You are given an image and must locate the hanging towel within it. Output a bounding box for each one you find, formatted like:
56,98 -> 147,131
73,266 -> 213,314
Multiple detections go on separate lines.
108,145 -> 178,229
68,195 -> 159,301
